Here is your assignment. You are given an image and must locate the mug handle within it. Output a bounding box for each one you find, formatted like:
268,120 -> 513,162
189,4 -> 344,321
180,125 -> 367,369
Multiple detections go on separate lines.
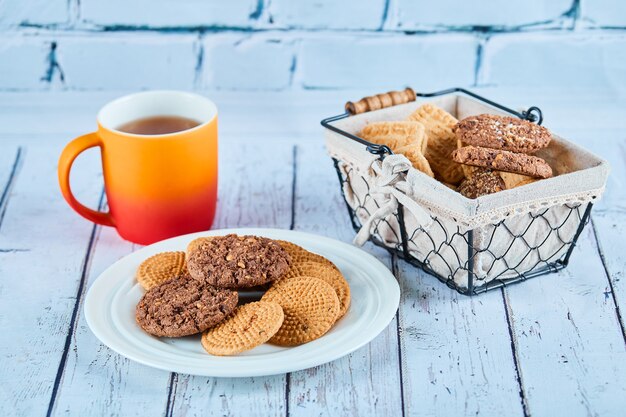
58,132 -> 115,227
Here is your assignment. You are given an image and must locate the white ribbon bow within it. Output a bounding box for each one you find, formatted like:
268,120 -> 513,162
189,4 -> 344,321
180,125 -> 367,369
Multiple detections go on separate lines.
354,154 -> 433,246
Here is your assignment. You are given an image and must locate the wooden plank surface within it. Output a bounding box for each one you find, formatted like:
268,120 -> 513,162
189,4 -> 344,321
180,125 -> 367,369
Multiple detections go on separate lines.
0,90 -> 625,417
504,223 -> 626,416
166,141 -> 294,417
395,264 -> 525,417
287,142 -> 403,417
0,147 -> 102,416
50,224 -> 172,417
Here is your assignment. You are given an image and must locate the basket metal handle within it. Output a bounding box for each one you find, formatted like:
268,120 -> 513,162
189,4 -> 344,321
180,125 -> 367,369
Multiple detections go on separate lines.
345,87 -> 417,115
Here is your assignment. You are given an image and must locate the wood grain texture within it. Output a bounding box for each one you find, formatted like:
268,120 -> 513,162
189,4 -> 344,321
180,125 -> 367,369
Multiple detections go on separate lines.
0,147 -> 102,416
287,142 -> 403,417
51,225 -> 172,417
395,261 -> 525,417
504,224 -> 626,416
166,141 -> 294,417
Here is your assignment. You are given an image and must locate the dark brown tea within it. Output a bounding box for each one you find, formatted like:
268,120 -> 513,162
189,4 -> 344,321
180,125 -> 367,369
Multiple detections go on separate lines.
117,115 -> 201,135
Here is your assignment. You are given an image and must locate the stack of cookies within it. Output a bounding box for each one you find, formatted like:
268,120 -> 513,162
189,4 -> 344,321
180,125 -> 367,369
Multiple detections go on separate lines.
357,104 -> 554,198
134,234 -> 350,356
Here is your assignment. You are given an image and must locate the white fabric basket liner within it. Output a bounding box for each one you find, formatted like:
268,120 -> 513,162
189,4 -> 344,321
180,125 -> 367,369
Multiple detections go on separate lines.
325,94 -> 609,290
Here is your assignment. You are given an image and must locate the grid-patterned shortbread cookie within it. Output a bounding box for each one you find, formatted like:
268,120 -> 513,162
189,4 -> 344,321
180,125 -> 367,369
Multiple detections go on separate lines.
283,261 -> 351,319
135,251 -> 187,291
358,121 -> 427,153
407,104 -> 464,185
277,240 -> 338,271
262,277 -> 339,346
201,301 -> 284,356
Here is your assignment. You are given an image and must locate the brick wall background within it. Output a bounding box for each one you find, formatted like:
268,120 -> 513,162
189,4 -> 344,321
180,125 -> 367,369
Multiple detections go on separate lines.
0,0 -> 625,93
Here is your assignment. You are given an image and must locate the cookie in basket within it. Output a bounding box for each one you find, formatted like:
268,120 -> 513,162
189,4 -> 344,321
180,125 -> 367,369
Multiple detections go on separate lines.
499,171 -> 537,189
201,301 -> 284,356
283,261 -> 351,319
407,104 -> 464,185
358,121 -> 427,153
277,240 -> 338,271
452,146 -> 553,179
135,277 -> 238,337
135,251 -> 187,290
395,144 -> 434,177
457,169 -> 505,199
187,234 -> 291,288
262,277 -> 339,346
455,114 -> 551,153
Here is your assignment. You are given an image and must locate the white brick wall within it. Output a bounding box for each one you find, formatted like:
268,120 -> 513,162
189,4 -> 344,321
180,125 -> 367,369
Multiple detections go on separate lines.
0,0 -> 624,92
581,0 -> 626,27
80,0 -> 260,28
56,34 -> 197,90
202,35 -> 295,90
481,32 -> 626,92
393,0 -> 573,29
268,0 -> 386,30
299,35 -> 477,90
0,0 -> 67,27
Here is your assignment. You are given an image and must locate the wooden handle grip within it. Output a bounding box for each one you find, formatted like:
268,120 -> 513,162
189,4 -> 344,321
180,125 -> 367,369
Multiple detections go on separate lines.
345,87 -> 416,115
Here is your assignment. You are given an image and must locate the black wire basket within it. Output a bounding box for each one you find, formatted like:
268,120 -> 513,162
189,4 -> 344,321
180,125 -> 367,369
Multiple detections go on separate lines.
322,88 -> 600,295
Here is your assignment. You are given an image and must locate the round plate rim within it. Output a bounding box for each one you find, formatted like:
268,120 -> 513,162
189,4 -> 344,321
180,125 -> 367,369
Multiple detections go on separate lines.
84,228 -> 400,377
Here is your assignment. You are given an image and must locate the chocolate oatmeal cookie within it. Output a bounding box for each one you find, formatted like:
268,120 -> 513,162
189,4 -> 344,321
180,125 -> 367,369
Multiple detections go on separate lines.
455,114 -> 551,153
135,277 -> 238,338
452,145 -> 553,179
187,234 -> 291,288
458,169 -> 505,199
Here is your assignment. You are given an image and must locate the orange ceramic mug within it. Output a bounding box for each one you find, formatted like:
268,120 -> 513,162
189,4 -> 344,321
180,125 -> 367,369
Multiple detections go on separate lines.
58,91 -> 218,245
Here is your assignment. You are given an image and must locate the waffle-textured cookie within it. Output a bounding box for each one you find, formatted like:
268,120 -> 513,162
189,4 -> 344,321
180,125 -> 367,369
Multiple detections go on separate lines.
186,237 -> 213,257
187,234 -> 291,288
262,277 -> 339,346
201,301 -> 284,356
455,114 -> 551,153
395,144 -> 434,177
358,121 -> 427,153
283,261 -> 351,319
458,169 -> 505,199
135,251 -> 187,291
407,104 -> 464,185
276,240 -> 338,271
135,277 -> 238,337
499,171 -> 537,189
452,145 -> 553,179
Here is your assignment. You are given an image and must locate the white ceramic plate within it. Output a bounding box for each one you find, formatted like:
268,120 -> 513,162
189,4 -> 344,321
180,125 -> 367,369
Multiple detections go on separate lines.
84,228 -> 400,377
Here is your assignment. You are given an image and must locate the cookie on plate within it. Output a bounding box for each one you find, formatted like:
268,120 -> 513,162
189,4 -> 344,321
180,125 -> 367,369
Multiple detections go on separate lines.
407,104 -> 464,185
135,277 -> 238,337
283,261 -> 351,320
187,234 -> 291,288
455,114 -> 551,154
135,251 -> 187,291
358,121 -> 427,153
276,240 -> 338,271
452,145 -> 553,179
262,277 -> 339,346
457,169 -> 505,199
201,301 -> 284,356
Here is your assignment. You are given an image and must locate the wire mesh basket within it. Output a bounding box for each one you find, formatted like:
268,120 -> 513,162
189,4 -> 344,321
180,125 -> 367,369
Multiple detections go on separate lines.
322,88 -> 608,295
